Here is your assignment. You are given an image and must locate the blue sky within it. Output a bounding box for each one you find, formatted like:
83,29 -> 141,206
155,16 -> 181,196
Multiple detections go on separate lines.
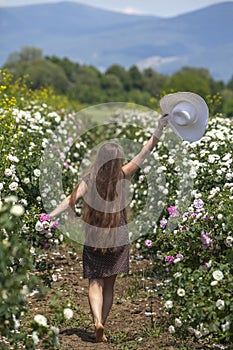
0,0 -> 232,17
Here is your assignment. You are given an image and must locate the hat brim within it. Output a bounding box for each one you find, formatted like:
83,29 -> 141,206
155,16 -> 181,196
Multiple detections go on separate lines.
159,92 -> 209,142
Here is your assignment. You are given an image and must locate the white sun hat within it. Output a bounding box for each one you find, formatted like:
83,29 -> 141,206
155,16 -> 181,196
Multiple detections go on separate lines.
159,92 -> 209,142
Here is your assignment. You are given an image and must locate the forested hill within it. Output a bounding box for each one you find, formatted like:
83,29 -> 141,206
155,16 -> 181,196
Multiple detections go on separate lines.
0,1 -> 233,81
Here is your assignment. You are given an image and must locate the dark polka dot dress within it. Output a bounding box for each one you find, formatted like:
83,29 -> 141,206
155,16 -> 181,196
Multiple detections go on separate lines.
82,172 -> 130,279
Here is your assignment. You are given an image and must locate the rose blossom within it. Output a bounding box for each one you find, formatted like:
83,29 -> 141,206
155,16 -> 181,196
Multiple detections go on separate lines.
34,314 -> 47,327
216,299 -> 225,310
212,270 -> 224,281
160,217 -> 167,229
165,255 -> 175,264
193,198 -> 204,209
201,231 -> 213,249
164,300 -> 173,309
63,308 -> 74,320
51,220 -> 59,229
177,288 -> 186,297
168,206 -> 179,218
144,239 -> 153,248
40,213 -> 51,222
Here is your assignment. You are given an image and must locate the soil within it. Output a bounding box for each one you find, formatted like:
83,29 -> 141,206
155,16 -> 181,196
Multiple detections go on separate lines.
24,243 -> 204,350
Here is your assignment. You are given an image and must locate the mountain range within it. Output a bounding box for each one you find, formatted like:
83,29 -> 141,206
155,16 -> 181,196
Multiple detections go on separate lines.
0,1 -> 233,81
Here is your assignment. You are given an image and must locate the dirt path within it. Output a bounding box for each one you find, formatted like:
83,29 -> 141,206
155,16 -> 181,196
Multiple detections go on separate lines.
25,244 -> 198,350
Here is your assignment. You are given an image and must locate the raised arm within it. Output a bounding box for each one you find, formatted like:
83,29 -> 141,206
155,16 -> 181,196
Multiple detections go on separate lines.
49,179 -> 87,218
122,114 -> 168,178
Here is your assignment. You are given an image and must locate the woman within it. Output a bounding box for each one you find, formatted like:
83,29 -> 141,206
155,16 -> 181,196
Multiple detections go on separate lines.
49,113 -> 168,343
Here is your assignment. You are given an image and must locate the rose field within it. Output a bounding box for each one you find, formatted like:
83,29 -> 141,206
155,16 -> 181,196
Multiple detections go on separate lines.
0,69 -> 233,349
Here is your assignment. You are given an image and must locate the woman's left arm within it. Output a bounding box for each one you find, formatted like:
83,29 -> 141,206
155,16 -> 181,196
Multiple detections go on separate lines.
122,114 -> 168,178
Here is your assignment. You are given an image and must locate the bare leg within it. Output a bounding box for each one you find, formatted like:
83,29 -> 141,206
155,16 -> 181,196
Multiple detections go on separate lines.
102,274 -> 117,326
88,278 -> 105,342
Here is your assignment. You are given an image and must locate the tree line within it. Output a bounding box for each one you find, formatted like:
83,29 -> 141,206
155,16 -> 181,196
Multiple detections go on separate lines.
3,47 -> 233,116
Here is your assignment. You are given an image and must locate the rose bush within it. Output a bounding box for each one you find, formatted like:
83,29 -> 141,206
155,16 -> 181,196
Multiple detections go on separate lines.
1,68 -> 232,348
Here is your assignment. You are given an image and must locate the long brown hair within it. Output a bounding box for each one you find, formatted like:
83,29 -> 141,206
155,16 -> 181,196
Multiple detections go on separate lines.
70,142 -> 128,253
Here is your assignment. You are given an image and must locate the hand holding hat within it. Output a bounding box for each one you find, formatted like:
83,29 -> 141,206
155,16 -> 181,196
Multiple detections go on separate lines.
159,92 -> 209,142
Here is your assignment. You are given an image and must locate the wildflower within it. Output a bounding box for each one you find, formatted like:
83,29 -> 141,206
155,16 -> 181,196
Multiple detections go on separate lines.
168,206 -> 179,218
144,239 -> 153,248
212,270 -> 224,281
177,288 -> 185,297
160,217 -> 167,229
34,314 -> 47,327
63,308 -> 74,320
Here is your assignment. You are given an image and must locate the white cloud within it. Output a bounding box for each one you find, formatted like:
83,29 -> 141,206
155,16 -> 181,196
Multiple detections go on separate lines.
136,56 -> 182,70
114,6 -> 146,15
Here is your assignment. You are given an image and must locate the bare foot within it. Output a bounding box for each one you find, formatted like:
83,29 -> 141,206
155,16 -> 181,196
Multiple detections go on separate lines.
95,323 -> 107,343
95,323 -> 104,342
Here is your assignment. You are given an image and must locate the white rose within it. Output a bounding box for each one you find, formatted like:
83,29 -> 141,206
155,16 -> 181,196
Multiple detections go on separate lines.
42,221 -> 50,229
32,331 -> 39,345
194,330 -> 202,338
216,299 -> 225,310
9,182 -> 18,191
50,326 -> 59,335
0,182 -> 4,190
168,325 -> 175,334
217,214 -> 223,220
210,280 -> 218,286
34,314 -> 47,327
212,270 -> 224,281
10,204 -> 25,217
177,288 -> 185,297
226,173 -> 233,180
33,169 -> 41,177
221,321 -> 230,332
225,236 -> 233,247
35,221 -> 44,232
7,154 -> 19,163
4,168 -> 12,176
63,308 -> 73,320
164,300 -> 173,309
23,177 -> 30,184
175,318 -> 182,327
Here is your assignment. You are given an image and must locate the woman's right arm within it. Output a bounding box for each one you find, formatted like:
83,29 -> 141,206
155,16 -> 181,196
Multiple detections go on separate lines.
49,180 -> 87,218
122,114 -> 168,178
